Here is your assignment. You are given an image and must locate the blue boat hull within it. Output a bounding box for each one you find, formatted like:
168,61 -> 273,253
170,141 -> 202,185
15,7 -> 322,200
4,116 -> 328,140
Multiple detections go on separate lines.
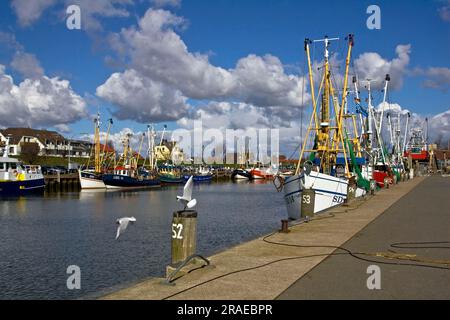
102,174 -> 160,188
0,178 -> 45,196
183,174 -> 213,182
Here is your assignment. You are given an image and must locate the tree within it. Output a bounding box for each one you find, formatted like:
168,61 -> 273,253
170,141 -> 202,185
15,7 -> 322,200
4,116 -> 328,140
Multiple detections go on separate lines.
19,142 -> 40,164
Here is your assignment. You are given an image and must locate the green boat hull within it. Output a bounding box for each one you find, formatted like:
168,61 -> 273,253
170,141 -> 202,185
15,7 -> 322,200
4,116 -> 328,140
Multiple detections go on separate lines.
159,174 -> 184,184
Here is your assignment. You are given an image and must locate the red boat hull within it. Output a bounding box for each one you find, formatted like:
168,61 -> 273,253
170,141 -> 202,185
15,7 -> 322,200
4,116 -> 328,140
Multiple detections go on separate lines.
250,169 -> 274,180
373,170 -> 393,188
404,150 -> 429,161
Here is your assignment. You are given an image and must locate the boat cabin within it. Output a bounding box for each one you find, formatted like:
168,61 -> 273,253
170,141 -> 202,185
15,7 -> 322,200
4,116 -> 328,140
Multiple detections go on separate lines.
0,157 -> 21,181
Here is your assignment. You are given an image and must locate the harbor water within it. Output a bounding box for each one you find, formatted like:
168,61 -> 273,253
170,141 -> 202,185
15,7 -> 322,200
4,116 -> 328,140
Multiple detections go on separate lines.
0,181 -> 285,299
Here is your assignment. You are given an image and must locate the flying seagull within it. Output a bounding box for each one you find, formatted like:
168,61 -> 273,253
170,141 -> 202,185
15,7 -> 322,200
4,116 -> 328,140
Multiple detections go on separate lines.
115,217 -> 136,240
177,176 -> 197,210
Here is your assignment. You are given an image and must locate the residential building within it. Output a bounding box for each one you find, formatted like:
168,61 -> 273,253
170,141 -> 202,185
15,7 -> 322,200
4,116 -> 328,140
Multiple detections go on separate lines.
154,139 -> 184,163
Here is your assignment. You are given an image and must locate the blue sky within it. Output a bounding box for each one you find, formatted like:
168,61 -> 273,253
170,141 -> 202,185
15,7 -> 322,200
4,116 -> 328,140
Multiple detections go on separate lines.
0,0 -> 449,147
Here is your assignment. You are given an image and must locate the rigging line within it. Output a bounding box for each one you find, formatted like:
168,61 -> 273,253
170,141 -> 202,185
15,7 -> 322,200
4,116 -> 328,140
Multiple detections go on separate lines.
335,38 -> 345,98
300,56 -> 306,155
288,144 -> 301,161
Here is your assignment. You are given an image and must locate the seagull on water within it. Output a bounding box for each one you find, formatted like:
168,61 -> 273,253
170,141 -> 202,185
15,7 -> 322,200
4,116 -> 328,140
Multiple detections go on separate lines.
115,217 -> 136,240
177,176 -> 197,210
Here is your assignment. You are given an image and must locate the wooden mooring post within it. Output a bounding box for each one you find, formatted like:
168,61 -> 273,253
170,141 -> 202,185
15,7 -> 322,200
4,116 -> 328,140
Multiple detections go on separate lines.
164,209 -> 211,284
171,210 -> 198,266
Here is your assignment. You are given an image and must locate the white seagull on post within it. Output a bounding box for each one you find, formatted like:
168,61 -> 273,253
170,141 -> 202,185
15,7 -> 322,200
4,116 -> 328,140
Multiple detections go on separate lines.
115,217 -> 136,240
177,176 -> 197,210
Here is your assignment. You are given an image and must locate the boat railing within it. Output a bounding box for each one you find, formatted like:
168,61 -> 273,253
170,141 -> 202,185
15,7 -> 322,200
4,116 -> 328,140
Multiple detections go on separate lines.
24,165 -> 41,174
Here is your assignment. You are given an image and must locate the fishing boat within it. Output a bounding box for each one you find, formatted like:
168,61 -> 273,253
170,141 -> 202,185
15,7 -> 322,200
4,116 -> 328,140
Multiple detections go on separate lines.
0,138 -> 45,196
351,71 -> 404,188
250,167 -> 275,180
103,132 -> 160,189
404,128 -> 429,161
159,167 -> 184,184
282,35 -> 369,220
184,166 -> 213,182
79,114 -> 114,189
103,166 -> 160,189
78,169 -> 105,189
231,144 -> 253,180
231,168 -> 252,180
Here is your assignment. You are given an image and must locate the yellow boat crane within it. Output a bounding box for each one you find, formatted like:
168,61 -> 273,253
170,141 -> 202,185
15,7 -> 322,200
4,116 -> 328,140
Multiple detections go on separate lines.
295,34 -> 362,177
85,114 -> 115,172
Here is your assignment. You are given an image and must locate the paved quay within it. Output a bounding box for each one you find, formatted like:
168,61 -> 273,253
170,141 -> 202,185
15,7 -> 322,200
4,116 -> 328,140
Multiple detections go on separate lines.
101,176 -> 431,300
278,175 -> 450,299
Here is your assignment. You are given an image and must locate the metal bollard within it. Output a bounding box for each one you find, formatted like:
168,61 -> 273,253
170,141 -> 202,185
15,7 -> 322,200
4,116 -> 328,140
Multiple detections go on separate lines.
370,179 -> 376,195
280,219 -> 290,233
171,210 -> 197,266
301,188 -> 315,218
384,177 -> 390,189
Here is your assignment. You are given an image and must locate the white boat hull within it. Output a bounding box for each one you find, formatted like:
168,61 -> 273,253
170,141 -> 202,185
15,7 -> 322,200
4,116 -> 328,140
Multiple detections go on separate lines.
79,171 -> 106,189
105,184 -> 122,189
283,171 -> 365,220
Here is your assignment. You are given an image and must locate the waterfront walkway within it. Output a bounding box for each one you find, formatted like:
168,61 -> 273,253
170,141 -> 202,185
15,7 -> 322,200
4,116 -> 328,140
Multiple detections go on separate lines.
278,175 -> 450,299
101,175 -> 449,300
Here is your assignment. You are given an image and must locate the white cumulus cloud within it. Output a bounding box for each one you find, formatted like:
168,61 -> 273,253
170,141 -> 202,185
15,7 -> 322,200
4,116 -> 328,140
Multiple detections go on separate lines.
0,65 -> 87,129
354,44 -> 411,90
96,69 -> 190,122
11,0 -> 57,27
150,0 -> 181,8
11,51 -> 44,79
97,9 -> 308,123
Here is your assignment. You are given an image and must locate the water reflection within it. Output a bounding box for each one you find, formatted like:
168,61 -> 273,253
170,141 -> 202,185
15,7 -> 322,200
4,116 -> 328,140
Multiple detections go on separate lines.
0,181 -> 284,299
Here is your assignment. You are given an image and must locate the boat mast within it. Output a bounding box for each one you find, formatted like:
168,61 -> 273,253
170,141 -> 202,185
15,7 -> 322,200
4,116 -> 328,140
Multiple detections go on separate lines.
94,112 -> 101,173
396,113 -> 401,159
136,132 -> 145,169
295,38 -> 319,175
378,74 -> 390,133
316,36 -> 338,175
387,113 -> 394,151
353,76 -> 367,143
100,118 -> 113,167
366,79 -> 374,151
147,124 -> 156,170
402,112 -> 411,153
296,35 -> 352,177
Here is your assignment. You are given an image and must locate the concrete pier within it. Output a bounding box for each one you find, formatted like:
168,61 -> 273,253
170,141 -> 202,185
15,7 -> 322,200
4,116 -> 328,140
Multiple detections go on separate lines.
44,173 -> 80,191
101,175 -> 449,300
